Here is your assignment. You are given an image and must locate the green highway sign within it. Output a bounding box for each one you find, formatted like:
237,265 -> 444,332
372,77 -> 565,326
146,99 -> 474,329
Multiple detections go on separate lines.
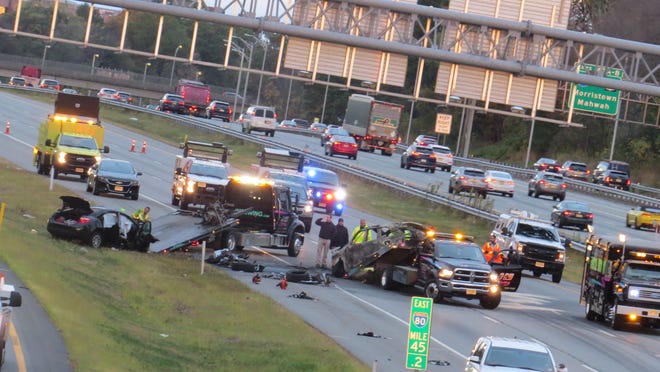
405,297 -> 433,370
571,64 -> 623,115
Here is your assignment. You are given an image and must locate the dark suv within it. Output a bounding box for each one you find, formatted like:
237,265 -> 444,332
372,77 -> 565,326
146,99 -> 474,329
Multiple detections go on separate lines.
593,160 -> 630,183
448,166 -> 488,197
595,169 -> 631,190
205,100 -> 232,121
400,145 -> 436,173
159,93 -> 185,114
303,166 -> 346,216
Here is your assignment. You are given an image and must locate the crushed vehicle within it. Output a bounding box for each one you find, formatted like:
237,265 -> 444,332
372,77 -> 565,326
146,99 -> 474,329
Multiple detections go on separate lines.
1,277 -> 22,367
47,196 -> 155,251
33,93 -> 109,179
580,233 -> 660,330
171,138 -> 231,210
331,222 -> 521,309
492,211 -> 567,283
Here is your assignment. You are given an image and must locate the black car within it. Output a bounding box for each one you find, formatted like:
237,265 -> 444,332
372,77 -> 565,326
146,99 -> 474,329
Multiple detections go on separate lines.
158,93 -> 185,114
303,166 -> 346,216
595,169 -> 631,190
400,144 -> 436,173
320,127 -> 350,146
533,157 -> 560,173
86,159 -> 142,200
550,200 -> 594,230
205,100 -> 232,121
47,196 -> 154,251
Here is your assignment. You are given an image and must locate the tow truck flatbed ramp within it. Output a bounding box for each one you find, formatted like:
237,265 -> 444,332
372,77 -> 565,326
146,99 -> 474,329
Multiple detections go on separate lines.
149,212 -> 220,253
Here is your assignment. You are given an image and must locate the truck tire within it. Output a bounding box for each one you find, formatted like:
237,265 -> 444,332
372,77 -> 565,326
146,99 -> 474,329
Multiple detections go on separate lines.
179,195 -> 189,210
480,293 -> 501,310
92,181 -> 100,195
424,281 -> 443,303
171,194 -> 179,206
225,232 -> 244,251
380,267 -> 396,290
131,191 -> 139,201
89,231 -> 103,249
585,302 -> 597,321
287,230 -> 304,257
86,181 -> 92,192
552,271 -> 562,283
609,301 -> 623,330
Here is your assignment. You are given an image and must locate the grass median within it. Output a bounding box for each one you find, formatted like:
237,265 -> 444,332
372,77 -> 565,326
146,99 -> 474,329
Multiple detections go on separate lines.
0,90 -> 585,370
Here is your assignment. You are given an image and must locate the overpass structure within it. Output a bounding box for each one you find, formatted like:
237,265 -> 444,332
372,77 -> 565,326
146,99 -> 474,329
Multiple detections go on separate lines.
1,0 -> 659,129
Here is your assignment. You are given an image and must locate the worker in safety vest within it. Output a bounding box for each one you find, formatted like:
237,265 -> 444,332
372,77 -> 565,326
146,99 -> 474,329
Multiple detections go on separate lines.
132,206 -> 151,221
482,234 -> 503,264
351,219 -> 374,244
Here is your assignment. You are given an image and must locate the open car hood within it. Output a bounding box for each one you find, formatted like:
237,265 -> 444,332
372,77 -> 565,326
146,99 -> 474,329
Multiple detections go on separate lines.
59,196 -> 93,214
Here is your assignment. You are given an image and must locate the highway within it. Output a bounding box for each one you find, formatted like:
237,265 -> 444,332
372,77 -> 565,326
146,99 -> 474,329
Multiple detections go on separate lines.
0,89 -> 658,371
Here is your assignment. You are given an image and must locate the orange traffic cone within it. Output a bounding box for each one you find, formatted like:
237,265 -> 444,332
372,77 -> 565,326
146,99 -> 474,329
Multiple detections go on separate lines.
141,140 -> 147,154
130,139 -> 136,152
4,121 -> 9,135
277,277 -> 288,290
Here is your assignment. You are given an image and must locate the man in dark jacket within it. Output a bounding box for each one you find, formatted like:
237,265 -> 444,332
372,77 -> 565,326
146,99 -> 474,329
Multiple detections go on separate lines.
331,218 -> 349,250
315,214 -> 336,268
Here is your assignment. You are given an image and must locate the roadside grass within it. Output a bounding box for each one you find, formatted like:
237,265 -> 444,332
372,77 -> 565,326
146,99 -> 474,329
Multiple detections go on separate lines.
0,159 -> 368,371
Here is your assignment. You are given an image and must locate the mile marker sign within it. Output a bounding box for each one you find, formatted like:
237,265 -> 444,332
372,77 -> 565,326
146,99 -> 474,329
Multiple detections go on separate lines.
406,296 -> 433,370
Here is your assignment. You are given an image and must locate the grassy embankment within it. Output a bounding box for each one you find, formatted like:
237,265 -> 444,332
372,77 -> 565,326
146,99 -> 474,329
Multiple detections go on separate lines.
0,90 -> 585,370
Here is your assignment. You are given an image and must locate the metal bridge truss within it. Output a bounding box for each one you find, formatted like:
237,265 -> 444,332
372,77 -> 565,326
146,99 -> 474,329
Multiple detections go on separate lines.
2,0 -> 659,127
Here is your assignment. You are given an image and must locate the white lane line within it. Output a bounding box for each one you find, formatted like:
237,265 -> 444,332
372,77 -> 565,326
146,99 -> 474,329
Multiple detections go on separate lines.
582,364 -> 599,372
597,329 -> 617,338
248,247 -> 292,265
334,284 -> 467,360
483,315 -> 500,324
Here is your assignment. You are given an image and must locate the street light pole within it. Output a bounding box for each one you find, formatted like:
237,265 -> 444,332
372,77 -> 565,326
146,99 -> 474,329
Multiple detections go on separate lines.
169,45 -> 183,89
232,36 -> 254,114
231,47 -> 245,121
524,118 -> 536,169
90,54 -> 99,75
41,45 -> 51,71
321,75 -> 330,123
142,62 -> 151,87
284,71 -> 293,120
256,45 -> 268,105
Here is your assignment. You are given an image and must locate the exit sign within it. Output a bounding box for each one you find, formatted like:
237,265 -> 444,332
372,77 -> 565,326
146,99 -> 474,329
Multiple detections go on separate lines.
405,297 -> 433,370
571,64 -> 623,115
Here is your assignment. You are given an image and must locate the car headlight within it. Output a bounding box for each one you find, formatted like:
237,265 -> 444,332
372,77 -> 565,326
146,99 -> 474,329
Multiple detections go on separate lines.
556,251 -> 565,262
57,152 -> 67,164
304,202 -> 313,213
438,268 -> 453,279
516,242 -> 525,254
186,181 -> 196,193
94,156 -> 102,162
629,288 -> 640,298
490,272 -> 499,282
129,180 -> 139,186
335,188 -> 347,200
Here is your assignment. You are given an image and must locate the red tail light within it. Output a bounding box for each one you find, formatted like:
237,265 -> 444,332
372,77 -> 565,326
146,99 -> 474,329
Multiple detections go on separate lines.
586,170 -> 591,174
561,183 -> 568,189
352,143 -> 358,148
458,175 -> 465,180
273,113 -> 278,119
605,176 -> 611,183
539,180 -> 546,185
228,106 -> 233,114
562,211 -> 573,216
626,179 -> 631,185
429,154 -> 436,158
411,151 -> 420,156
250,112 -> 256,116
79,217 -> 92,224
325,194 -> 334,201
448,154 -> 454,158
586,213 -> 594,219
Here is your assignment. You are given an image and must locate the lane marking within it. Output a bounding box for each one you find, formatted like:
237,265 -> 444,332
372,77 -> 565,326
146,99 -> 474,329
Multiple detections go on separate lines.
334,284 -> 467,360
582,364 -> 600,372
597,329 -> 617,338
483,315 -> 500,324
9,320 -> 27,372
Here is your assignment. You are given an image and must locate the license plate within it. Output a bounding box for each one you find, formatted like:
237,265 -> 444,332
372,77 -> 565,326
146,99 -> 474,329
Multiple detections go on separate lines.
615,178 -> 621,182
576,213 -> 583,218
265,119 -> 272,124
649,310 -> 659,317
420,159 -> 426,163
319,202 -> 327,208
198,182 -> 206,187
115,186 -> 124,191
535,262 -> 545,268
466,289 -> 476,295
75,167 -> 84,173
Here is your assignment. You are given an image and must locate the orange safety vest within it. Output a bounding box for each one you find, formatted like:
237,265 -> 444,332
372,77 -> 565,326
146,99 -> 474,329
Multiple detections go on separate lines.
482,241 -> 502,263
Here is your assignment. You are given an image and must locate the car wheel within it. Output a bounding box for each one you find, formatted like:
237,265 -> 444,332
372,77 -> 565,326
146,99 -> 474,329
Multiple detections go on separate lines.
380,267 -> 396,290
270,131 -> 275,137
86,180 -> 92,192
585,301 -> 597,321
179,195 -> 189,210
92,181 -> 100,195
352,154 -> 357,160
206,112 -> 211,119
89,232 -> 103,249
131,191 -> 139,201
424,281 -> 443,303
430,168 -> 436,174
287,230 -> 304,257
405,161 -> 411,170
534,190 -> 540,198
400,160 -> 404,168
448,184 -> 454,193
609,300 -> 623,330
552,271 -> 562,283
286,269 -> 312,283
171,194 -> 179,206
527,189 -> 533,197
332,259 -> 346,278
559,195 -> 565,201
329,150 -> 333,157
225,232 -> 244,251
424,168 -> 429,173
479,292 -> 501,310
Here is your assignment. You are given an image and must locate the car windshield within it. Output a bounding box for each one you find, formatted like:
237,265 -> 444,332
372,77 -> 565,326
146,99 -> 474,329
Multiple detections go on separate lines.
330,128 -> 349,136
276,182 -> 309,203
59,135 -> 98,150
268,173 -> 307,185
465,170 -> 485,177
189,163 -> 228,178
305,168 -> 339,186
608,170 -> 628,177
433,242 -> 486,262
484,346 -> 554,371
99,161 -> 134,174
569,163 -> 587,171
488,171 -> 511,179
332,135 -> 355,143
414,146 -> 434,154
623,263 -> 660,281
538,158 -> 556,164
516,224 -> 559,242
544,174 -> 563,182
433,146 -> 451,154
562,202 -> 589,211
641,206 -> 660,214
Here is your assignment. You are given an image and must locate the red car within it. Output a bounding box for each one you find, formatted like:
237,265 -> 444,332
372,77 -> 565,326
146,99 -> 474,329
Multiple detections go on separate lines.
324,135 -> 358,160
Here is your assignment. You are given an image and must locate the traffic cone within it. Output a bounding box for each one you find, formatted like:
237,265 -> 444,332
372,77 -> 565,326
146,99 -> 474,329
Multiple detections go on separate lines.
4,121 -> 9,135
276,277 -> 288,290
0,272 -> 4,287
141,140 -> 147,154
130,139 -> 136,152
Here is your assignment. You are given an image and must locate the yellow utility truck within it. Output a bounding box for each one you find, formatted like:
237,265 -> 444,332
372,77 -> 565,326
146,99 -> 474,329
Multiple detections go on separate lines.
33,93 -> 109,179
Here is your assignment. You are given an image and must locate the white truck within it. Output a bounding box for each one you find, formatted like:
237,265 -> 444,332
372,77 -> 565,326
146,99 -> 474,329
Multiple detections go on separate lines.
342,94 -> 403,156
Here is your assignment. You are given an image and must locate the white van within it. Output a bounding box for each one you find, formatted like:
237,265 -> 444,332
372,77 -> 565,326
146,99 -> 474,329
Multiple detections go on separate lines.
239,106 -> 277,137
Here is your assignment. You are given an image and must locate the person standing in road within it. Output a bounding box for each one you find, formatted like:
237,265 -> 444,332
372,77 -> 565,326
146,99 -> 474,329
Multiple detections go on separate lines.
331,218 -> 349,250
315,214 -> 336,268
482,234 -> 503,264
132,206 -> 150,221
351,218 -> 374,244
